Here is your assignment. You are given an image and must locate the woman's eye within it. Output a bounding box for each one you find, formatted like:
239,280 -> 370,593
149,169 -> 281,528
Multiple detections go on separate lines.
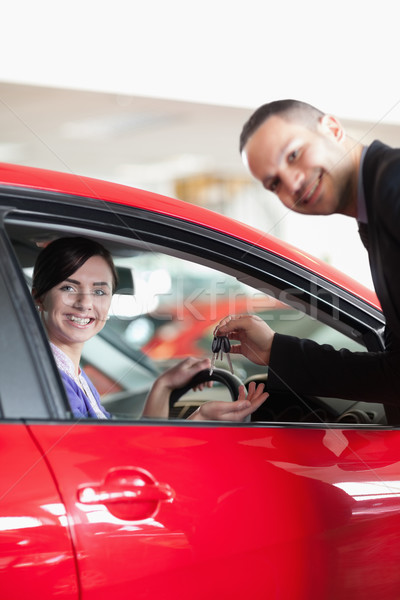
93,289 -> 107,296
60,285 -> 75,293
288,149 -> 299,163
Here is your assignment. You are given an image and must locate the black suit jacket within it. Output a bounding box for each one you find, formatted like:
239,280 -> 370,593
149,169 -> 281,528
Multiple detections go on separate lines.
267,141 -> 400,404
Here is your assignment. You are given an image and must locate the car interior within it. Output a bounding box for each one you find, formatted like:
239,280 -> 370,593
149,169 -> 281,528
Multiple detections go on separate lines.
5,216 -> 390,427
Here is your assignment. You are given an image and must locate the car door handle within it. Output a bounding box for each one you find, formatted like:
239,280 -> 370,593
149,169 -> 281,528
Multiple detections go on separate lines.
77,466 -> 175,521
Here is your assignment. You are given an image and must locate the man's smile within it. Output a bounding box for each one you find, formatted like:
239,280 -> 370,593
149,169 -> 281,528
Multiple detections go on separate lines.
298,170 -> 323,207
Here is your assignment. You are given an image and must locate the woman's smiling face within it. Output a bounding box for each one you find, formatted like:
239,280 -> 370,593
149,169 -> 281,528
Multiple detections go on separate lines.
37,255 -> 113,349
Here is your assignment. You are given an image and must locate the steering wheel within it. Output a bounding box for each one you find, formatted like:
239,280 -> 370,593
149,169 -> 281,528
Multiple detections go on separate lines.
169,367 -> 243,408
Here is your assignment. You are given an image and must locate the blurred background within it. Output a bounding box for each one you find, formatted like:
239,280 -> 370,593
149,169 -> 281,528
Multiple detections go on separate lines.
2,0 -> 400,290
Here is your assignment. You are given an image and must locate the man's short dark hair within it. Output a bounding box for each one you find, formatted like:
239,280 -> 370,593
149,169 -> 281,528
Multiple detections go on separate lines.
239,99 -> 325,153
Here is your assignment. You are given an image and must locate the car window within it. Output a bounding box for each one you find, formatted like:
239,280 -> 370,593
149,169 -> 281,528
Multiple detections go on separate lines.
7,221 -> 374,425
108,250 -> 365,359
95,250 -> 366,419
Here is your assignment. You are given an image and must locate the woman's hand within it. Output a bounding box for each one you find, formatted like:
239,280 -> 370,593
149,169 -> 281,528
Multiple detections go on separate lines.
142,353 -> 269,422
157,356 -> 212,391
215,314 -> 275,366
142,357 -> 212,418
189,381 -> 268,422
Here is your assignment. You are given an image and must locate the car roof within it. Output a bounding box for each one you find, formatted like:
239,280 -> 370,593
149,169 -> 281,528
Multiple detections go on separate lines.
0,162 -> 380,311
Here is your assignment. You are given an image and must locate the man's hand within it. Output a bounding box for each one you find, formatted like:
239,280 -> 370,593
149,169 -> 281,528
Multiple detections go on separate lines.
215,314 -> 275,366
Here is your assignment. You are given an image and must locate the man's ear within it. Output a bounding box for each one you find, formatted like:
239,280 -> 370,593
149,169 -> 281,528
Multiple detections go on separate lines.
318,114 -> 345,142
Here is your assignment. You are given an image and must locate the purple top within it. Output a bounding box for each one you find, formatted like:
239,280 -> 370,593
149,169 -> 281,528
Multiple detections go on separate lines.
51,343 -> 111,420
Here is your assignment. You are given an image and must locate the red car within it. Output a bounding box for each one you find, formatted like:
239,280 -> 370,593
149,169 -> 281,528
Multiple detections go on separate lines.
0,163 -> 398,600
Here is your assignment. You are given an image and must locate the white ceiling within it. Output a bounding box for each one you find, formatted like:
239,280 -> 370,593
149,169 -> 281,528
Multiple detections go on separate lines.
3,0 -> 400,126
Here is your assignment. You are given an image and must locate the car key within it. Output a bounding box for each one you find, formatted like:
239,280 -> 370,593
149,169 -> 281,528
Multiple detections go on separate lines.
209,335 -> 234,376
210,335 -> 222,375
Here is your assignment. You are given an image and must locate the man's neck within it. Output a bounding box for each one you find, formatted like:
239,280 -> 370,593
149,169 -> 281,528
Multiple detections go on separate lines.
341,140 -> 364,219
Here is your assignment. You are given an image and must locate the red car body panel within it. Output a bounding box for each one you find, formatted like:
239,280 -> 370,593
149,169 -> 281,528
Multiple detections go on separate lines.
0,162 -> 380,311
26,422 -> 400,600
0,424 -> 79,598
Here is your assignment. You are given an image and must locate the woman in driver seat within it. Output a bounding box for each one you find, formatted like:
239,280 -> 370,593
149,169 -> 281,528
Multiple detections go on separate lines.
32,236 -> 268,421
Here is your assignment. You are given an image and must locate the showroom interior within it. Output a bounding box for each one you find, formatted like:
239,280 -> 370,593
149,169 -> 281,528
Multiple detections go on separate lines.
2,0 -> 400,290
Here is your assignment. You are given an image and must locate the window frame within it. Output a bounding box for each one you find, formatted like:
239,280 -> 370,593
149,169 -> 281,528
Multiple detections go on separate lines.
0,209 -> 70,419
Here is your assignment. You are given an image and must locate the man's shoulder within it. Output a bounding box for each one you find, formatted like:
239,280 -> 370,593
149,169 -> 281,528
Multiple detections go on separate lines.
364,141 -> 400,191
363,141 -> 400,226
365,140 -> 399,162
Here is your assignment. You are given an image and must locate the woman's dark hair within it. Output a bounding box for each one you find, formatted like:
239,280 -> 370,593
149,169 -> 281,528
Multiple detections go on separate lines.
32,236 -> 119,299
239,99 -> 325,153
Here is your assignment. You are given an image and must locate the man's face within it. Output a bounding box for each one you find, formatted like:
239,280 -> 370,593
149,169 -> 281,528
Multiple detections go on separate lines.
242,114 -> 356,217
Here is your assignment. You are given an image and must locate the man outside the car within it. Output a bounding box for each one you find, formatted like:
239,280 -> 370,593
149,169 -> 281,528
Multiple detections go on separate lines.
216,99 -> 400,405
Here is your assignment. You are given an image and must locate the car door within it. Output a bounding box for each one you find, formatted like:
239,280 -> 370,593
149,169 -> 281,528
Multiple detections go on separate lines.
27,420 -> 400,600
0,226 -> 79,599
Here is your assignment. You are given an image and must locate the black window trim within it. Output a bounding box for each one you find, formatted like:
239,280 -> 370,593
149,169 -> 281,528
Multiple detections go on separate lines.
0,206 -> 72,419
